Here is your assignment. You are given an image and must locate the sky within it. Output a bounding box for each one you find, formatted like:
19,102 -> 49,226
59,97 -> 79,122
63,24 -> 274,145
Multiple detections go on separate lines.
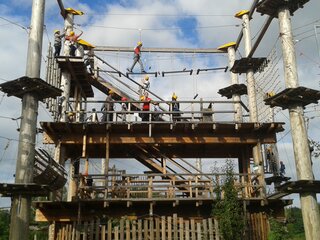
0,0 -> 320,208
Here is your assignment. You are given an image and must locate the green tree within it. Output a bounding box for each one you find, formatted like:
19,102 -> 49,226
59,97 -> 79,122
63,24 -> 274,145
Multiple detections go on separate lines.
0,209 -> 10,240
268,218 -> 290,240
212,160 -> 245,240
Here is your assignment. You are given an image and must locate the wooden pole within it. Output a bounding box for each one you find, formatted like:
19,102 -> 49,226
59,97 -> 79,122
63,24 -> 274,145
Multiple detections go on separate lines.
59,12 -> 73,122
240,11 -> 266,198
9,1 -> 45,239
226,46 -> 243,122
277,6 -> 320,239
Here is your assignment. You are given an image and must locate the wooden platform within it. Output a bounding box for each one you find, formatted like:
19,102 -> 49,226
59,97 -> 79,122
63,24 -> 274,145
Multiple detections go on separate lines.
265,176 -> 291,185
264,87 -> 320,109
162,69 -> 193,77
256,0 -> 309,17
0,183 -> 50,197
127,72 -> 158,77
231,58 -> 267,74
218,84 -> 248,99
56,56 -> 94,98
196,66 -> 228,74
0,76 -> 62,101
276,180 -> 320,193
33,198 -> 290,222
41,121 -> 284,159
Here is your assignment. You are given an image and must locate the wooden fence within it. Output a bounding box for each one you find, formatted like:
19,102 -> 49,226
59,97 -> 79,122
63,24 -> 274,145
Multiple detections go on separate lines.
53,215 -> 220,240
52,212 -> 268,240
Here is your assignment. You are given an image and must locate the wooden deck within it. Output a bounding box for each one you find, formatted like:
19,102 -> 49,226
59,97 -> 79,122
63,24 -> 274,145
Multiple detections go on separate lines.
41,121 -> 284,159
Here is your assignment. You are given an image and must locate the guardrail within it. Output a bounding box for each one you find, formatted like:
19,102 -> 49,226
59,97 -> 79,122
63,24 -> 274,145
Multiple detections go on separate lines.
62,100 -> 248,124
76,173 -> 263,201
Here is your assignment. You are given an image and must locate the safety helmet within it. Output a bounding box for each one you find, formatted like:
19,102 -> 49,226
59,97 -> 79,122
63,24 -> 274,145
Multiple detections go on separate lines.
140,96 -> 145,100
145,75 -> 149,80
54,29 -> 60,33
70,31 -> 75,36
108,90 -> 114,94
172,93 -> 177,100
121,97 -> 127,101
67,112 -> 74,116
137,41 -> 143,46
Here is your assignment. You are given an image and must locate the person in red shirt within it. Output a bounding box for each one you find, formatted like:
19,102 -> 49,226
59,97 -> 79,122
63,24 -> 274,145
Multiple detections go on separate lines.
141,94 -> 151,121
65,30 -> 83,56
127,41 -> 145,73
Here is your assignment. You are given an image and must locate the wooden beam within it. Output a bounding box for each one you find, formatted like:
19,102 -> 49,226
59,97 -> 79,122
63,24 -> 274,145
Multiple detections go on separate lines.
43,134 -> 277,145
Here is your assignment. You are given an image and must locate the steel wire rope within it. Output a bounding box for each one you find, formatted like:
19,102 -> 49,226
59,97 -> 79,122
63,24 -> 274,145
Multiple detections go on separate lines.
0,139 -> 11,164
76,23 -> 240,31
86,13 -> 235,17
39,102 -> 54,121
95,54 -> 166,103
281,33 -> 318,66
0,16 -> 29,33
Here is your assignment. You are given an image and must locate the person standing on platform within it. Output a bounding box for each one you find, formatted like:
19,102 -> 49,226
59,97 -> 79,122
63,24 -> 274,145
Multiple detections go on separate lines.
65,30 -> 83,56
127,41 -> 145,73
121,97 -> 128,122
171,93 -> 181,121
101,90 -> 115,122
153,102 -> 161,121
139,75 -> 150,97
141,94 -> 151,121
53,29 -> 65,57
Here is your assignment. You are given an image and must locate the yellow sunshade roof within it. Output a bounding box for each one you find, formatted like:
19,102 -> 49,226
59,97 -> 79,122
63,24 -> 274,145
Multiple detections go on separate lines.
77,39 -> 95,49
217,42 -> 236,51
65,8 -> 84,16
234,10 -> 249,18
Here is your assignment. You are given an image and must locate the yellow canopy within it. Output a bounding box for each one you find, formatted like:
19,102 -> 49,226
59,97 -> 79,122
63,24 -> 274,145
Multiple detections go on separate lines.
77,39 -> 95,50
217,42 -> 237,51
234,10 -> 249,18
65,8 -> 84,15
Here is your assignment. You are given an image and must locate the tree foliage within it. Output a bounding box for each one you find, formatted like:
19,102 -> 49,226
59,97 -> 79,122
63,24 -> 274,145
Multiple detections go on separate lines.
268,207 -> 306,240
0,210 -> 10,240
212,160 -> 245,240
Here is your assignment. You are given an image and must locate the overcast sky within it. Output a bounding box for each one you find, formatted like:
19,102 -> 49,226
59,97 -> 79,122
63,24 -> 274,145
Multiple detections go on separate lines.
0,0 -> 320,207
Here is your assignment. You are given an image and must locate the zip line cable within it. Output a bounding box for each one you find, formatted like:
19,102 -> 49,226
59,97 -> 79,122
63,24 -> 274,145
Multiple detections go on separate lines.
86,13 -> 235,17
76,23 -> 240,31
0,16 -> 29,33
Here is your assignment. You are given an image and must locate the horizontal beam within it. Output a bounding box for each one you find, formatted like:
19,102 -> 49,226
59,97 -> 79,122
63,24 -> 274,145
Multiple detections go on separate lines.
94,46 -> 225,54
43,133 -> 276,145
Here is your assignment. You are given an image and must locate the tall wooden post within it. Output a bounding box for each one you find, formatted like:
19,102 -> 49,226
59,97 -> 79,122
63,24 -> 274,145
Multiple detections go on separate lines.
9,1 -> 45,239
218,42 -> 244,122
277,6 -> 320,239
59,12 -> 73,122
236,10 -> 266,198
104,131 -> 110,201
227,45 -> 243,122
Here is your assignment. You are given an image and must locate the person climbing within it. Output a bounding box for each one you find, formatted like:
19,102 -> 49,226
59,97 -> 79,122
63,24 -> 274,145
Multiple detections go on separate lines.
101,90 -> 114,122
127,41 -> 145,73
65,30 -> 83,57
121,97 -> 128,122
279,161 -> 286,177
171,93 -> 181,121
54,29 -> 65,57
139,75 -> 150,97
141,93 -> 151,121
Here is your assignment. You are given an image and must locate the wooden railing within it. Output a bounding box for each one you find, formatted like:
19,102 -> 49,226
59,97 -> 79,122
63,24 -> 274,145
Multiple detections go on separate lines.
76,173 -> 263,201
65,99 -> 248,124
